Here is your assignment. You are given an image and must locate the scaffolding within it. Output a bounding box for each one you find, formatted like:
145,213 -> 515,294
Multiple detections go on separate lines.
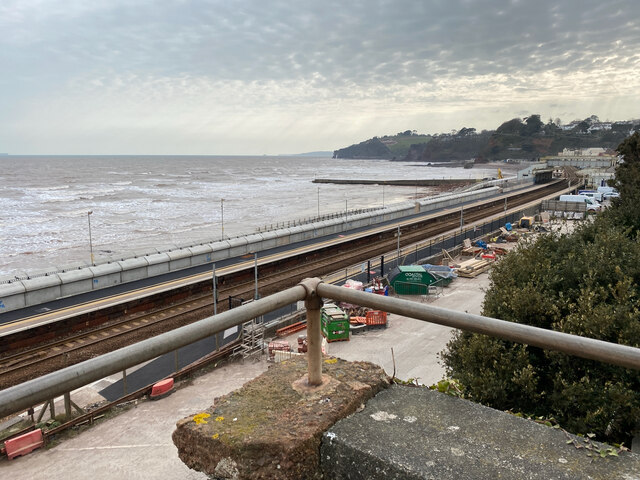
237,317 -> 265,360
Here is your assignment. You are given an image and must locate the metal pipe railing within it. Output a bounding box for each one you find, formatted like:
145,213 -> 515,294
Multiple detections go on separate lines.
315,281 -> 640,371
3,277 -> 640,421
0,284 -> 307,419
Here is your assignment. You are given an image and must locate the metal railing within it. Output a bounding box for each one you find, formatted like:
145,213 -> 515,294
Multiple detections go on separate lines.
2,278 -> 640,419
256,207 -> 383,233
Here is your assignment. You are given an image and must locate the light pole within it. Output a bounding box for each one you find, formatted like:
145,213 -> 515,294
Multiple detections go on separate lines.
220,198 -> 225,239
383,185 -> 385,208
317,186 -> 320,218
345,199 -> 348,224
87,211 -> 94,264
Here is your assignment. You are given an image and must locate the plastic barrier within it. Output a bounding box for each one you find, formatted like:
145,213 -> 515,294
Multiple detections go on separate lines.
149,378 -> 174,400
5,428 -> 43,460
365,311 -> 388,327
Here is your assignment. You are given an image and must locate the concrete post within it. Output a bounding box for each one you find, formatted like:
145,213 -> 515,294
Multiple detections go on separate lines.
300,278 -> 323,386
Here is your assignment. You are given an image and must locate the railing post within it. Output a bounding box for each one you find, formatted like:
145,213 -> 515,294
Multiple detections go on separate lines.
64,392 -> 71,420
300,278 -> 323,386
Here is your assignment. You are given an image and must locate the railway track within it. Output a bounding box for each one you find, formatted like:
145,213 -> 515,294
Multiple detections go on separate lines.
0,181 -> 568,386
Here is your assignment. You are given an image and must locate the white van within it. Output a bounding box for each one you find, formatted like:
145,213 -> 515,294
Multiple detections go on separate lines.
559,194 -> 601,212
597,186 -> 620,199
578,190 -> 604,202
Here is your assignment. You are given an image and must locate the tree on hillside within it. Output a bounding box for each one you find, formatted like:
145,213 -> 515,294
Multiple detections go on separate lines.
522,114 -> 544,136
573,118 -> 592,134
457,127 -> 476,137
609,132 -> 640,232
496,118 -> 524,135
442,134 -> 640,444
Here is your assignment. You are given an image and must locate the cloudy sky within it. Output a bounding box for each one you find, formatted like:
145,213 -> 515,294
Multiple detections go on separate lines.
1,0 -> 639,155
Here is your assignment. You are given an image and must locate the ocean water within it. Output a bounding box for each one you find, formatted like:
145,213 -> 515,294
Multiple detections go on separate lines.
0,155 -> 495,276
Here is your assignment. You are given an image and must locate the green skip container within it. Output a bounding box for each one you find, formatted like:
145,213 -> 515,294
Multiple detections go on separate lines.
321,303 -> 350,343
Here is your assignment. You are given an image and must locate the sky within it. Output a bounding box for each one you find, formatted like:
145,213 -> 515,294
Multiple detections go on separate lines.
1,0 -> 639,155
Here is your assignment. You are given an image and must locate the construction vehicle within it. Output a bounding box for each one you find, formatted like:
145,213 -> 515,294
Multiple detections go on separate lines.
518,216 -> 535,229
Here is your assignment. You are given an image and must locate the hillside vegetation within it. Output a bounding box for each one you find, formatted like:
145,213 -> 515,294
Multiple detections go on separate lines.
333,116 -> 639,161
333,130 -> 430,160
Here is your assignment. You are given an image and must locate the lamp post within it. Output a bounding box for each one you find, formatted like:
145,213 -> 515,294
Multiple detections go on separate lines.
345,199 -> 348,224
317,186 -> 320,218
87,211 -> 94,264
220,198 -> 225,240
383,185 -> 385,208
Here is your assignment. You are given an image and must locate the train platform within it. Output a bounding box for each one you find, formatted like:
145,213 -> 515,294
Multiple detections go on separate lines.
0,270 -> 492,479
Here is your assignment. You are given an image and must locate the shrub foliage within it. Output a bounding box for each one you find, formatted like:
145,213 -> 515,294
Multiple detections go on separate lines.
442,133 -> 640,444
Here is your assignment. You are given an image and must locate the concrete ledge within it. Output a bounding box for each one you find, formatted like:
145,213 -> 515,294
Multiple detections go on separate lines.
172,356 -> 390,479
321,385 -> 640,479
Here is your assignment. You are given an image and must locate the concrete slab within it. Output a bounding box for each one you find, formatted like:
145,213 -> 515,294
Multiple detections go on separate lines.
172,356 -> 390,479
321,385 -> 640,480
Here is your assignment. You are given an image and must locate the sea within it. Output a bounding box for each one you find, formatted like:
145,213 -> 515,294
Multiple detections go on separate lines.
0,155 -> 496,277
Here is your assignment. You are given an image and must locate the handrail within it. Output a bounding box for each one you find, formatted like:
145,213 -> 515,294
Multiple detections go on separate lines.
0,284 -> 307,418
2,277 -> 639,420
315,282 -> 640,371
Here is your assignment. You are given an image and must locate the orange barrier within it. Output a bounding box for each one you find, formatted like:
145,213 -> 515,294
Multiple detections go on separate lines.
365,311 -> 387,327
5,428 -> 43,460
150,378 -> 174,399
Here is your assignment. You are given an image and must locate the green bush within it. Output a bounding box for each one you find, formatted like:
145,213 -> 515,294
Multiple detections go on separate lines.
442,135 -> 640,444
442,219 -> 640,443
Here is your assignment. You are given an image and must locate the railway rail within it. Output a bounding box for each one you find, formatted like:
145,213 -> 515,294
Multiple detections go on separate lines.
0,180 -> 570,386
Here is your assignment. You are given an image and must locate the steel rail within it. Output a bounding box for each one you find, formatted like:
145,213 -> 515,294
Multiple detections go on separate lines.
315,282 -> 640,371
0,284 -> 307,418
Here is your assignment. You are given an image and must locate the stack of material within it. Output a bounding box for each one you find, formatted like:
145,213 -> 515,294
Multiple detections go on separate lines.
454,256 -> 494,278
268,340 -> 290,357
461,238 -> 484,256
340,279 -> 364,310
499,227 -> 519,242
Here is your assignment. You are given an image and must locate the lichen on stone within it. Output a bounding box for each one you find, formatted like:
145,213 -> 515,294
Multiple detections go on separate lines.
193,413 -> 210,425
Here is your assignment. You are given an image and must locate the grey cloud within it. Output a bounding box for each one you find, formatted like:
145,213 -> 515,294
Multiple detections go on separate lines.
2,0 -> 639,91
